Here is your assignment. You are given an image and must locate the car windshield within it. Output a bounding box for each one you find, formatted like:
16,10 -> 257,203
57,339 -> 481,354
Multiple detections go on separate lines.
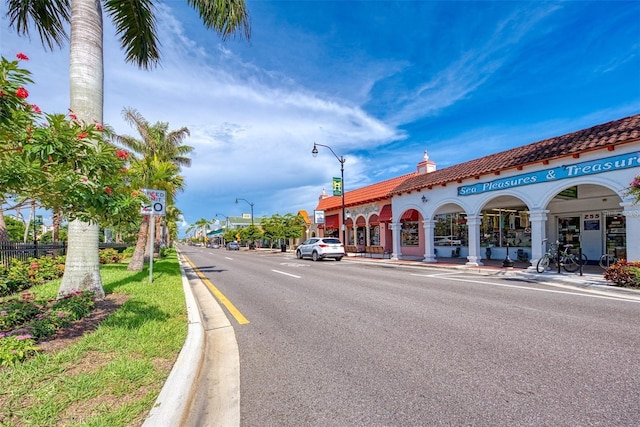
322,239 -> 341,244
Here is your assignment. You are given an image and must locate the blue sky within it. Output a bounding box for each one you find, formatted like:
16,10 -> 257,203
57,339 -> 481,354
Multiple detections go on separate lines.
1,1 -> 639,235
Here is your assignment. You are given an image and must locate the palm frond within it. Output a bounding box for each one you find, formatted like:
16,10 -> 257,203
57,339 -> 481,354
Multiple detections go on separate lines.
104,0 -> 160,69
187,0 -> 251,41
6,0 -> 71,50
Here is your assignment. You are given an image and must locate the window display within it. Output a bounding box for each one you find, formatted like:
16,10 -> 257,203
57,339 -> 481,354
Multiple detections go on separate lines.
480,208 -> 531,248
401,222 -> 419,246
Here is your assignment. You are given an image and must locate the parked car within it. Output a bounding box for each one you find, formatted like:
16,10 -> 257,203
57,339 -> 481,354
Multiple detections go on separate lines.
296,237 -> 345,261
227,241 -> 240,250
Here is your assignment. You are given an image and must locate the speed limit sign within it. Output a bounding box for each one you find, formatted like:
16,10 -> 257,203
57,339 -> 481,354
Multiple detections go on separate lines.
141,189 -> 166,215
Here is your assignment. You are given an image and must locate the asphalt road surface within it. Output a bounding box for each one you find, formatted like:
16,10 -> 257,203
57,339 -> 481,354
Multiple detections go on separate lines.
181,245 -> 640,427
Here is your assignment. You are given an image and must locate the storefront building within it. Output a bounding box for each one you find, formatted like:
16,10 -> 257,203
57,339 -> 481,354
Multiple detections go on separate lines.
314,172 -> 419,252
390,114 -> 640,266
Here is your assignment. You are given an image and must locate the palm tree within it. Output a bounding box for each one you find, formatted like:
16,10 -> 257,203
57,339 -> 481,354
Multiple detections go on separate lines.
113,109 -> 192,271
194,217 -> 211,245
5,0 -> 250,297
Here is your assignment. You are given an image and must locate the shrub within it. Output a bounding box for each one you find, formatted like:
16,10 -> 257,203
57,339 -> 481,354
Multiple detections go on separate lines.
0,334 -> 39,367
0,256 -> 66,296
603,259 -> 640,287
121,246 -> 135,258
99,248 -> 121,264
0,290 -> 96,365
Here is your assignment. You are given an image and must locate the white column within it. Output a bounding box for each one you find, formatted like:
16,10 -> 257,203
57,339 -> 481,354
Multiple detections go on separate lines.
528,209 -> 549,270
390,222 -> 402,260
622,202 -> 640,262
465,215 -> 483,266
422,219 -> 437,263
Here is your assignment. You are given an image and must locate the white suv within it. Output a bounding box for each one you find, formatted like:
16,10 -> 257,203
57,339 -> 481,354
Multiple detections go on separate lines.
296,238 -> 345,261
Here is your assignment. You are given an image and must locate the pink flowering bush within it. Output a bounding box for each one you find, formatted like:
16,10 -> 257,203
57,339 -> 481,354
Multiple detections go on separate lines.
627,175 -> 640,203
0,256 -> 66,297
0,290 -> 95,366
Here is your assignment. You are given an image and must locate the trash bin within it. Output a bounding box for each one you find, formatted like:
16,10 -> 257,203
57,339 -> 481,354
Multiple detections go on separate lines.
281,244 -> 287,252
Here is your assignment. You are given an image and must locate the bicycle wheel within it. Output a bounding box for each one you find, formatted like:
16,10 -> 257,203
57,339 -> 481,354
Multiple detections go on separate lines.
599,254 -> 615,269
563,255 -> 579,272
579,253 -> 588,266
536,255 -> 550,273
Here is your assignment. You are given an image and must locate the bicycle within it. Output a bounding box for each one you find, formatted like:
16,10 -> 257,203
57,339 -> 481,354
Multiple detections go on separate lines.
536,240 -> 580,273
599,253 -> 618,269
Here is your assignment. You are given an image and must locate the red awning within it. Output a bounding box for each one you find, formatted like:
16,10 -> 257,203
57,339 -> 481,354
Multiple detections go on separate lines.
324,214 -> 339,229
379,204 -> 392,222
356,216 -> 366,226
401,209 -> 419,221
369,214 -> 379,226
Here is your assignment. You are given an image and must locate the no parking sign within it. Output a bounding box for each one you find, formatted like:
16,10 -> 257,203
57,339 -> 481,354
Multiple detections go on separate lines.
141,189 -> 166,216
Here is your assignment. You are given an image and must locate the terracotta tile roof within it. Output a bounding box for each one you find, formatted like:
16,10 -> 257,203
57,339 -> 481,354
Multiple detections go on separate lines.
316,172 -> 415,211
393,113 -> 640,195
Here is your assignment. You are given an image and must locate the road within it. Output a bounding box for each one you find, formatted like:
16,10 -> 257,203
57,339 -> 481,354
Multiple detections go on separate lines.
181,245 -> 640,427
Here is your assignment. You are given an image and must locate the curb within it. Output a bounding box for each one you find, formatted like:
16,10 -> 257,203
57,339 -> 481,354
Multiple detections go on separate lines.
142,254 -> 204,426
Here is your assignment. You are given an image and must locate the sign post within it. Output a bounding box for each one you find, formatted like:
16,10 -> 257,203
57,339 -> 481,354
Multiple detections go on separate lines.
141,189 -> 166,283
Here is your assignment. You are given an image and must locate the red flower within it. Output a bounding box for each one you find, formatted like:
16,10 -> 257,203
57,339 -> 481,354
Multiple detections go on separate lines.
105,187 -> 113,195
16,53 -> 29,61
77,132 -> 88,140
68,111 -> 78,121
116,149 -> 129,159
96,124 -> 104,131
31,104 -> 41,113
15,87 -> 29,99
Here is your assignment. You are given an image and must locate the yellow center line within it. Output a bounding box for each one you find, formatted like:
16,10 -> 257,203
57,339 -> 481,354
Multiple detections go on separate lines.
184,256 -> 250,325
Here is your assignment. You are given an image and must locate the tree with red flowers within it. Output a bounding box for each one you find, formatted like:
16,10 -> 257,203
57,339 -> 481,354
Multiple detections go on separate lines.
5,0 -> 251,298
1,54 -> 147,297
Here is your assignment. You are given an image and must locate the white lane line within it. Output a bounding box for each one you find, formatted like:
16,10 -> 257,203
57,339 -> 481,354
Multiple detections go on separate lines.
272,270 -> 301,279
225,257 -> 234,260
409,273 -> 640,303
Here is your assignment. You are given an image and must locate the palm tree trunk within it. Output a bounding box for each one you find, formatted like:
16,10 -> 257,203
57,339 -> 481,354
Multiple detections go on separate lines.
59,0 -> 105,298
128,216 -> 149,271
52,209 -> 62,256
0,206 -> 9,243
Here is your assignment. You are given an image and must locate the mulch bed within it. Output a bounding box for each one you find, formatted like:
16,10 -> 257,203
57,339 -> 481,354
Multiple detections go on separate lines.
37,293 -> 129,353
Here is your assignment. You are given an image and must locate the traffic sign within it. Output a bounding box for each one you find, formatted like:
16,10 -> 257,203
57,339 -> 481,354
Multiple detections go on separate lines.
141,189 -> 166,215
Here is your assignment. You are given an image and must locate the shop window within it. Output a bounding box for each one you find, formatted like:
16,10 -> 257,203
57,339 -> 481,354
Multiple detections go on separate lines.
558,216 -> 581,250
356,226 -> 366,246
369,225 -> 380,246
434,213 -> 467,246
605,213 -> 626,259
401,222 -> 419,246
481,208 -> 530,248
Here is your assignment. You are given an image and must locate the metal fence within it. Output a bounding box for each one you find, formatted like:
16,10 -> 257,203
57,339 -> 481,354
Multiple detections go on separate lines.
0,242 -> 133,269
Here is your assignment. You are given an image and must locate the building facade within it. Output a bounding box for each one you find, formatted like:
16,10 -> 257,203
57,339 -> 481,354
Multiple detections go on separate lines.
314,114 -> 640,266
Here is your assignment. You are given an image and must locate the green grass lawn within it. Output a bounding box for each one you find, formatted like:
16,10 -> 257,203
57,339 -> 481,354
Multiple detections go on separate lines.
0,250 -> 187,426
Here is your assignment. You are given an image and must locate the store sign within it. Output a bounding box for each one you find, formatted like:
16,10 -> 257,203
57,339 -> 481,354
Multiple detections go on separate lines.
458,152 -> 640,196
314,210 -> 325,224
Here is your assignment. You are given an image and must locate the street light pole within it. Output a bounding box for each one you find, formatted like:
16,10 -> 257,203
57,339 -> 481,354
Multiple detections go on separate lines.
312,142 -> 346,244
235,198 -> 254,225
215,213 -> 229,246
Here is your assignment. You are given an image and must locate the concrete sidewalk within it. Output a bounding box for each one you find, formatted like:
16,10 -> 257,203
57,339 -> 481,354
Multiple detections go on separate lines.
338,252 -> 640,299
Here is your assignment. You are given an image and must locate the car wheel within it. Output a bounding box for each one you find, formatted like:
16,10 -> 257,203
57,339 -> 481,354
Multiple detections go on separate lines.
335,257 -> 342,261
296,250 -> 302,259
312,251 -> 320,261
